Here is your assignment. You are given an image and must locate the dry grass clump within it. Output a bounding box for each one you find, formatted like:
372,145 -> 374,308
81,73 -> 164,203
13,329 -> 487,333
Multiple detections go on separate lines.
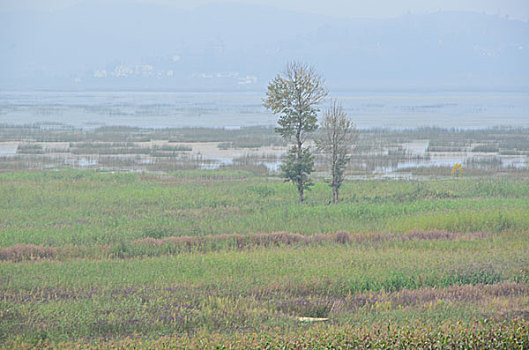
133,237 -> 167,246
313,233 -> 331,244
253,232 -> 310,246
123,229 -> 493,259
334,231 -> 351,244
133,232 -> 314,251
0,243 -> 56,262
403,230 -> 488,241
405,230 -> 454,240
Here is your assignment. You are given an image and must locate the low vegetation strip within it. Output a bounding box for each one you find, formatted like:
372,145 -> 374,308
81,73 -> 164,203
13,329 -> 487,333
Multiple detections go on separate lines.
2,281 -> 526,311
1,276 -> 528,339
1,286 -> 528,348
4,321 -> 529,349
132,230 -> 490,248
2,237 -> 528,294
0,230 -> 492,262
98,319 -> 529,349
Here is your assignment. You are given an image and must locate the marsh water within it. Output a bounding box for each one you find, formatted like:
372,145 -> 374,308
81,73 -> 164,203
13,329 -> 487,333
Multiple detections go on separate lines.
1,90 -> 528,129
1,90 -> 528,173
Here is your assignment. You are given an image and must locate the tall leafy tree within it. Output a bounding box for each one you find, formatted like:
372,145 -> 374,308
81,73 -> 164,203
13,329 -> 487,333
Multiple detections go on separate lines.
264,62 -> 328,203
316,100 -> 357,204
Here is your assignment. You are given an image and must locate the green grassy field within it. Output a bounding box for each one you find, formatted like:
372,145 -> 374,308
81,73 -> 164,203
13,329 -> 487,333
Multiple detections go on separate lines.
1,169 -> 529,348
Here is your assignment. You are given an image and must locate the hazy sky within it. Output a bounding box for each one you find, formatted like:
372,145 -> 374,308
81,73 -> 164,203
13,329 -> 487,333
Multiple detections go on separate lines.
2,0 -> 529,20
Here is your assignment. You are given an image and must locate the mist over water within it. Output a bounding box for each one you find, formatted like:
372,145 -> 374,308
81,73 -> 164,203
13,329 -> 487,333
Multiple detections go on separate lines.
1,90 -> 528,129
2,3 -> 528,131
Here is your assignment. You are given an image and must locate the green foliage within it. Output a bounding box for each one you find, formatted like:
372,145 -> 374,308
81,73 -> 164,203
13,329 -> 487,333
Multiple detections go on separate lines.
264,62 -> 327,202
264,63 -> 327,141
280,146 -> 315,193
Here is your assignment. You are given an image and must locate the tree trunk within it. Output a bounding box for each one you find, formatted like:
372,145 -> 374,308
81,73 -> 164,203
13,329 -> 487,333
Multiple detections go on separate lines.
332,179 -> 338,204
331,123 -> 338,204
296,117 -> 303,203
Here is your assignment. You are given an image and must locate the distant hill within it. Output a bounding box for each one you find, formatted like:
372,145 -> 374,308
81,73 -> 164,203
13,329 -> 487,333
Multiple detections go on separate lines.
1,1 -> 528,90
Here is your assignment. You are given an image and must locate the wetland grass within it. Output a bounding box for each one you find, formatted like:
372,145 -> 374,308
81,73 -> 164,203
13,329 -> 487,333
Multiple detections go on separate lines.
1,127 -> 528,347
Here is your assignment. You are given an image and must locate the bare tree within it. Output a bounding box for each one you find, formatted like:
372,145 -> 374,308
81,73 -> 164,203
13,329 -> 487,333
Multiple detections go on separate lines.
316,100 -> 357,204
264,62 -> 328,203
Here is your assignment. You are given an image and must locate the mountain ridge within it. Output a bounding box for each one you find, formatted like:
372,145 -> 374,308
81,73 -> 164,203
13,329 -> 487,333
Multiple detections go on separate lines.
1,2 -> 527,90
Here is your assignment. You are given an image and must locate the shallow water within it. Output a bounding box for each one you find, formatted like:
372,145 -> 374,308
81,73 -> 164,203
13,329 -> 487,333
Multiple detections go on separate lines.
1,90 -> 528,129
0,143 -> 18,156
